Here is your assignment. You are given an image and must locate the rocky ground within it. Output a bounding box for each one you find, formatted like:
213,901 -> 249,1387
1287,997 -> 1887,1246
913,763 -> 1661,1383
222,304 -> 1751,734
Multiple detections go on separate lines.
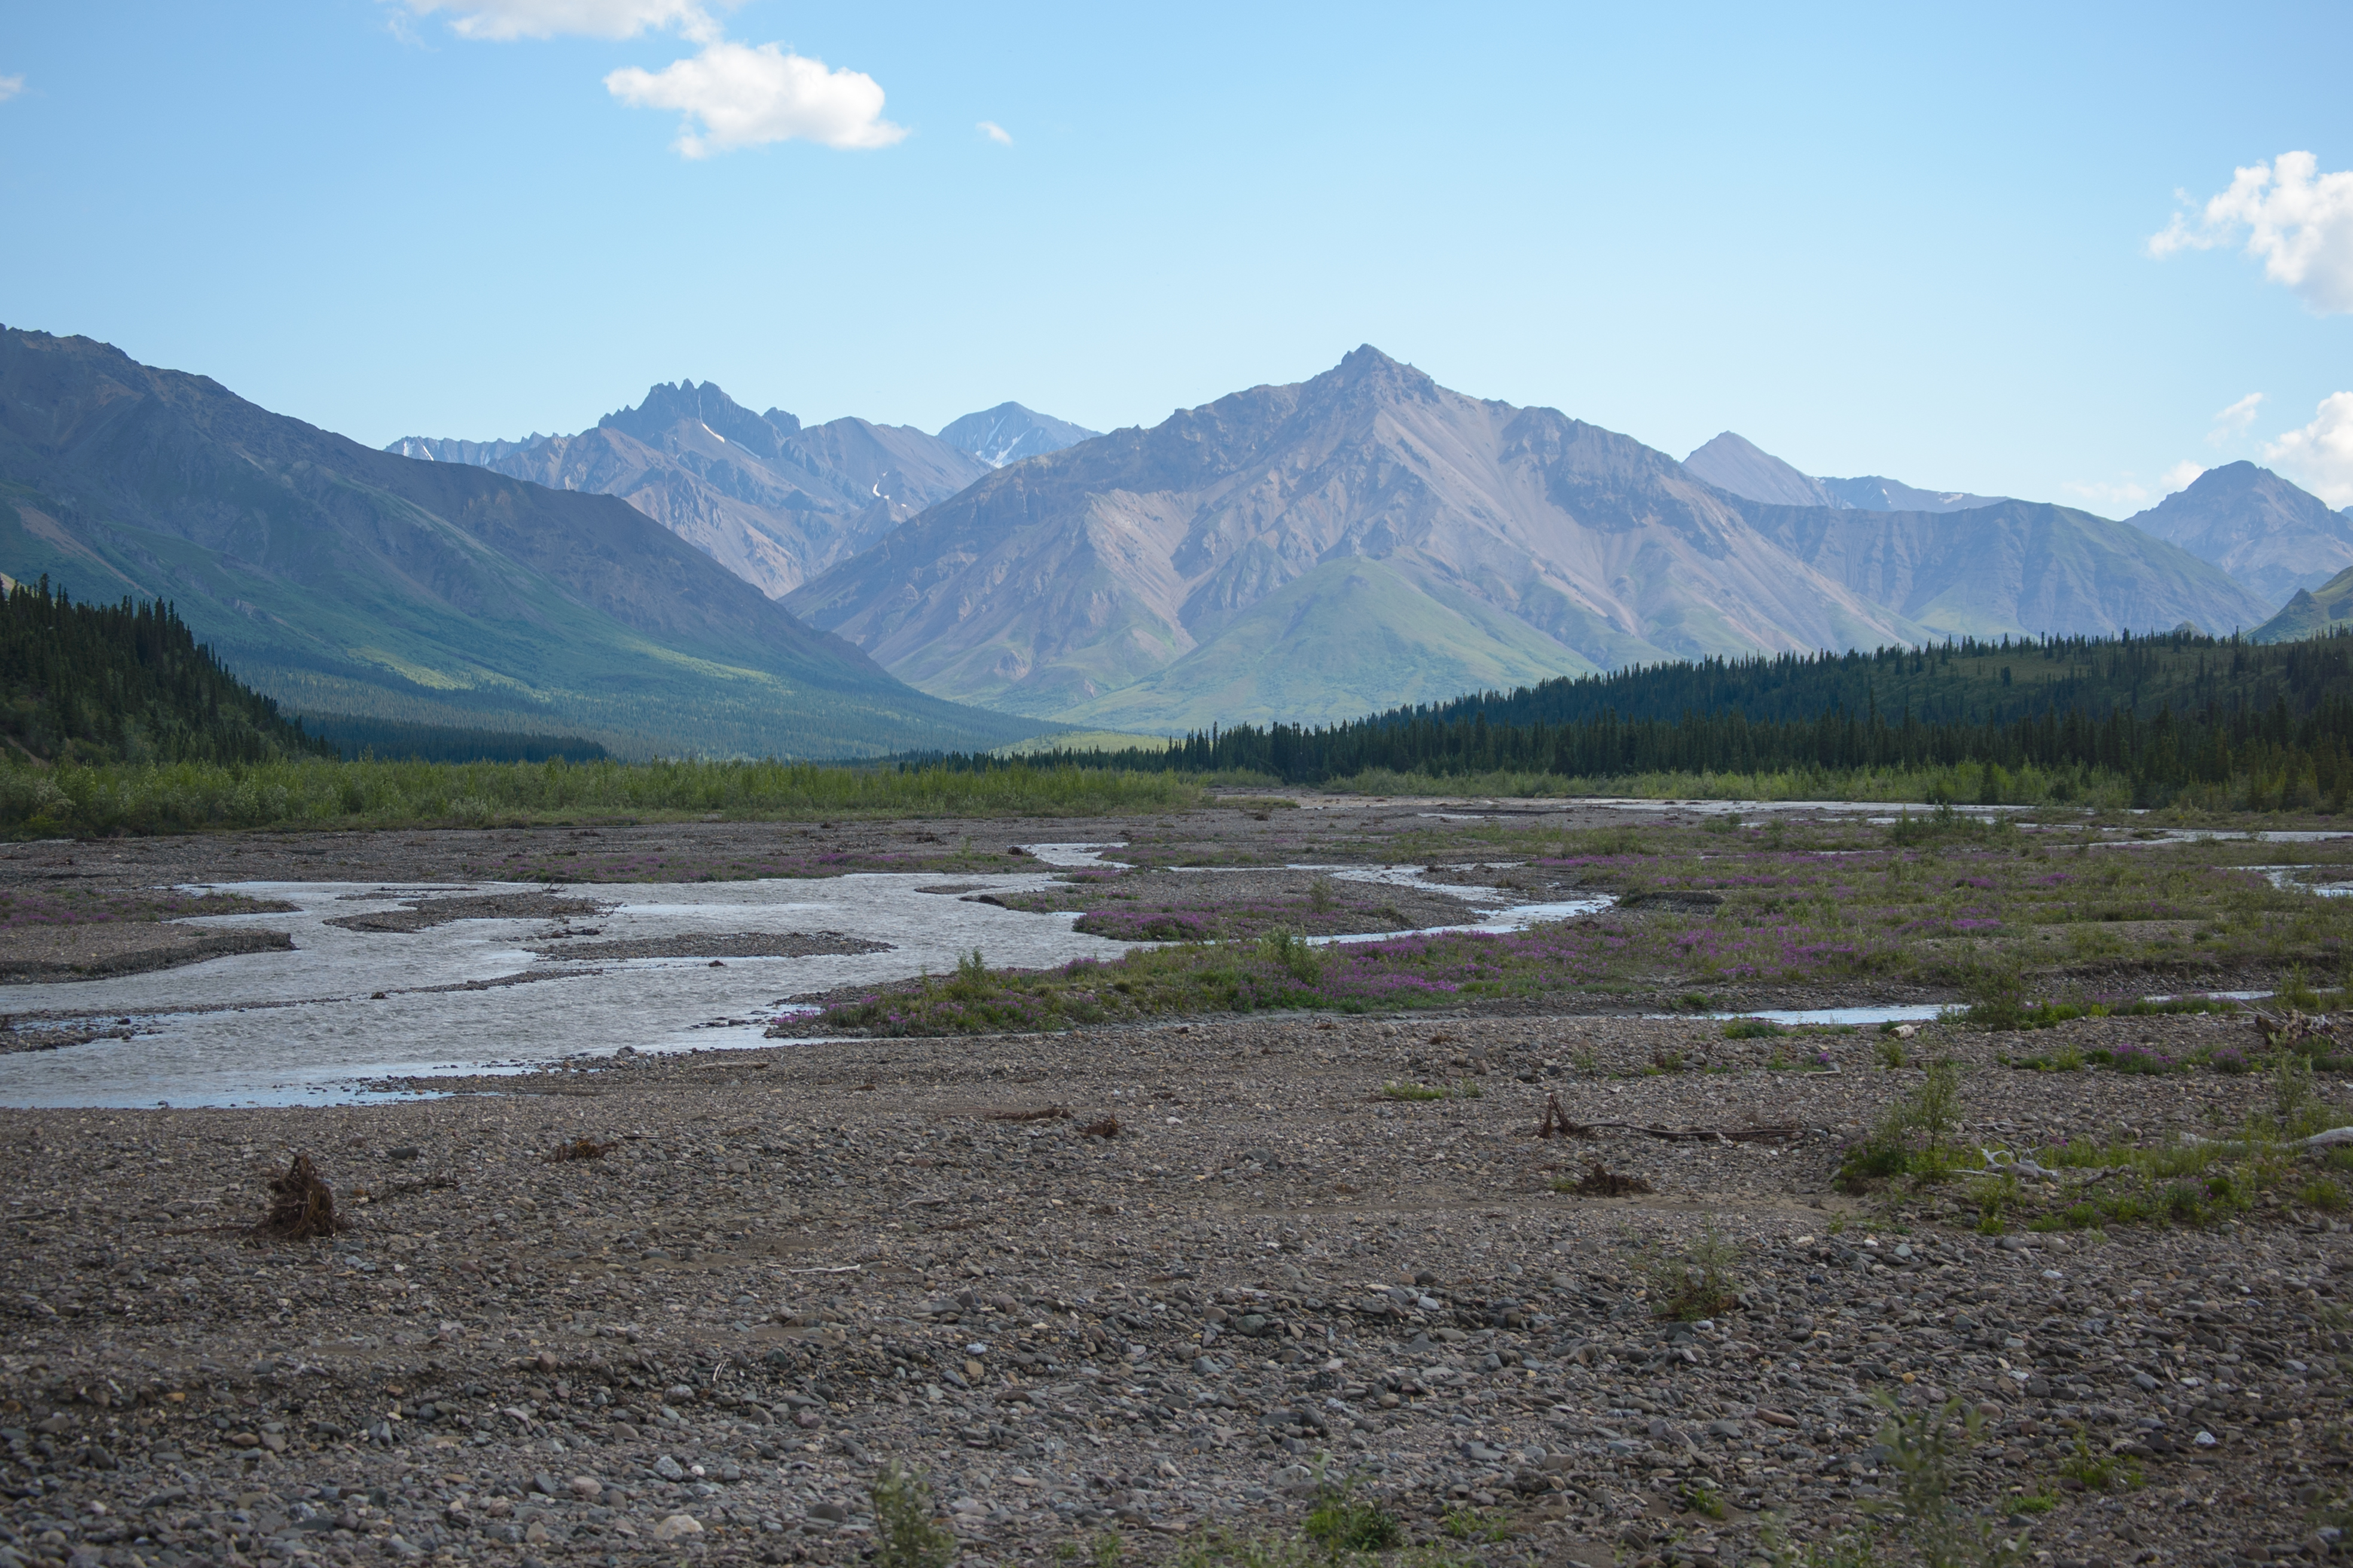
2,1007 -> 2348,1568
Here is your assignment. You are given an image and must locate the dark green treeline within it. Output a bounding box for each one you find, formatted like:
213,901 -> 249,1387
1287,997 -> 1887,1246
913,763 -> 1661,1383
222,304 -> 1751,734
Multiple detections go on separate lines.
968,629 -> 2353,808
0,577 -> 329,765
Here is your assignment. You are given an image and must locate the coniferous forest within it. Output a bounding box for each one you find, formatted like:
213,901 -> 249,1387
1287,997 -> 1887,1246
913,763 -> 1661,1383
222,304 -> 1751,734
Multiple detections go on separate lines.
993,629 -> 2353,809
0,578 -> 329,765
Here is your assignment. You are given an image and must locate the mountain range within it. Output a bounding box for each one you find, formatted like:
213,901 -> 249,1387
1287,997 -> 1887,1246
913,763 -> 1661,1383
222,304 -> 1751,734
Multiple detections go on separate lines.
0,327 -> 1043,757
390,389 -> 1094,600
782,348 -> 2269,729
4,325 -> 2336,754
1689,433 -> 2353,616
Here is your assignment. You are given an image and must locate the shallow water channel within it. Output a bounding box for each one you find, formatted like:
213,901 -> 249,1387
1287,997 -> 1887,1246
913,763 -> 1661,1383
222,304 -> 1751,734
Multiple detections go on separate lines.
0,872 -> 1121,1109
0,854 -> 1615,1109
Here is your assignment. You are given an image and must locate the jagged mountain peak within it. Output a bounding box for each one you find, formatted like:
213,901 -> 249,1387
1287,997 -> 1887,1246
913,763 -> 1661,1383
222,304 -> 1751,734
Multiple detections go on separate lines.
599,380 -> 789,459
1311,344 -> 1443,407
390,381 -> 991,600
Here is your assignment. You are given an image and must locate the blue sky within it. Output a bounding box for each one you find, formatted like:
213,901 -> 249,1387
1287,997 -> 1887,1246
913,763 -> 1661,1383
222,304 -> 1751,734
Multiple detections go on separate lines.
2,2 -> 2349,509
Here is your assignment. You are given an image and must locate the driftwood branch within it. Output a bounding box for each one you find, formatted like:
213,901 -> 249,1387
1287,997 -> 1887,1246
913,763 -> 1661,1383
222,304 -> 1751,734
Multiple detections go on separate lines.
1554,1116 -> 1802,1145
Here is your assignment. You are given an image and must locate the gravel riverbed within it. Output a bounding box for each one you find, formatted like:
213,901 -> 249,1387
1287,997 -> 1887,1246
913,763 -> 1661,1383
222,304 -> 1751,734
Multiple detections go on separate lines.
2,1008 -> 2347,1568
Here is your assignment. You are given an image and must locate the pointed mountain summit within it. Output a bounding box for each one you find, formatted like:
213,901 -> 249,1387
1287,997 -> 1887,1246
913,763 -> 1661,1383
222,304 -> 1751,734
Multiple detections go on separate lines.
789,347 -> 1926,723
937,402 -> 1097,467
392,382 -> 990,598
2124,461 -> 2353,611
1684,432 -> 1842,508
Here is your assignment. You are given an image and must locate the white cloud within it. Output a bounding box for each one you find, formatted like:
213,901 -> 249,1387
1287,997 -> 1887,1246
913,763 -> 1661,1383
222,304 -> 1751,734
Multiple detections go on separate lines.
2062,478 -> 2154,512
2149,151 -> 2353,314
606,41 -> 905,155
2162,461 -> 2207,492
978,120 -> 1012,145
2207,392 -> 2264,444
2266,392 -> 2353,507
401,0 -> 722,41
0,75 -> 23,103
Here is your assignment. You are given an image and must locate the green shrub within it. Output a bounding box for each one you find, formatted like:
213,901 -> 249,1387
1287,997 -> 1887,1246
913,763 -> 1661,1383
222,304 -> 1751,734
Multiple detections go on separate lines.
1640,1223 -> 1742,1320
1723,1017 -> 1787,1040
1961,964 -> 2027,1031
871,1463 -> 957,1568
1302,1487 -> 1403,1552
1839,1059 -> 1967,1190
1864,1395 -> 2021,1568
1258,927 -> 1324,983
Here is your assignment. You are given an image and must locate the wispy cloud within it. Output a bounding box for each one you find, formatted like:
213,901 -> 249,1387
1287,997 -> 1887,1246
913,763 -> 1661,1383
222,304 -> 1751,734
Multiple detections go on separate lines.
2266,392 -> 2353,508
2207,392 -> 2265,444
399,0 -> 723,42
2161,461 -> 2206,492
978,120 -> 1011,145
2150,151 -> 2353,314
0,74 -> 24,103
606,42 -> 904,155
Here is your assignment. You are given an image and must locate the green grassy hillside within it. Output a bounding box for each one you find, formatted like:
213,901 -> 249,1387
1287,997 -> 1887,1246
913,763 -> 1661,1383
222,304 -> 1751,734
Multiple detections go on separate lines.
2254,565 -> 2353,643
1058,557 -> 1600,730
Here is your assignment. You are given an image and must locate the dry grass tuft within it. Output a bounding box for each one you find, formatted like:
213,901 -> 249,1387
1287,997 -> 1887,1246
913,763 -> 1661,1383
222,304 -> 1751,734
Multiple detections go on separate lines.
1567,1162 -> 1654,1197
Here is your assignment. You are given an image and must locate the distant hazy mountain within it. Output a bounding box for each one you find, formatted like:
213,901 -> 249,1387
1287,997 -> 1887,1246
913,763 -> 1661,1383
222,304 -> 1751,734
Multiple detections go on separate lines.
391,383 -> 992,598
790,347 -> 1924,724
0,328 -> 1042,758
1683,432 -> 1842,508
2253,563 -> 2353,642
1817,475 -> 2008,512
2122,461 -> 2353,612
1684,432 -> 2006,513
1742,499 -> 2270,641
936,402 -> 1097,468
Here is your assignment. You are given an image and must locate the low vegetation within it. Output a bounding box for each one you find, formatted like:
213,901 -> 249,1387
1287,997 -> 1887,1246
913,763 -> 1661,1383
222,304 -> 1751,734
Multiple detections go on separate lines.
818,812 -> 2353,1032
1838,1026 -> 2353,1233
1638,1224 -> 1743,1320
0,754 -> 1200,837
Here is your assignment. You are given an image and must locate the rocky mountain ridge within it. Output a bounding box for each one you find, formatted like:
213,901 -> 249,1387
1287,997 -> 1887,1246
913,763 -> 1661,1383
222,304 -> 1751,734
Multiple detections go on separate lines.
393,388 -> 1097,600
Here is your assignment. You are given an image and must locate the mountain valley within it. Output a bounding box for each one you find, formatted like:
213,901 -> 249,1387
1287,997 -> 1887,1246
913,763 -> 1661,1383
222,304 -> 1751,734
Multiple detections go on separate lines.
0,328 -> 1043,758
